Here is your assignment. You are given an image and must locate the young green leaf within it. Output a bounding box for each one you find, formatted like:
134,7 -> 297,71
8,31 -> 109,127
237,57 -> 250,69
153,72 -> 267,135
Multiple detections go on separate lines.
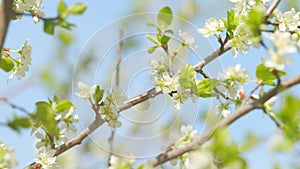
197,79 -> 217,98
67,3 -> 87,15
0,57 -> 14,72
94,85 -> 104,103
44,19 -> 55,35
7,116 -> 31,132
276,95 -> 300,145
146,34 -> 161,45
146,22 -> 157,27
179,64 -> 198,94
56,20 -> 75,30
160,35 -> 171,44
148,46 -> 159,53
242,5 -> 265,43
35,101 -> 57,135
157,6 -> 173,29
56,100 -> 74,113
58,30 -> 74,45
226,10 -> 238,37
256,63 -> 286,86
57,0 -> 67,16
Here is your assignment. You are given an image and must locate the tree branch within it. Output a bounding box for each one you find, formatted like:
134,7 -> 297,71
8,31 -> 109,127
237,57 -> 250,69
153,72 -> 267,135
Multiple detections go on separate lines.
264,0 -> 281,23
0,0 -> 13,51
150,74 -> 300,167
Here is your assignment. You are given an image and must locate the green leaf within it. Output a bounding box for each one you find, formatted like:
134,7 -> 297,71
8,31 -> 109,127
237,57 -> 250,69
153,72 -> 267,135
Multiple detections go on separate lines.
67,3 -> 87,15
242,5 -> 265,43
147,46 -> 159,54
44,19 -> 55,35
160,35 -> 171,44
58,30 -> 74,45
57,0 -> 67,16
93,85 -> 104,102
7,116 -> 31,132
197,79 -> 218,98
0,57 -> 14,72
146,34 -> 161,45
56,20 -> 75,30
179,64 -> 198,94
35,101 -> 57,135
157,6 -> 173,29
56,100 -> 74,113
256,63 -> 286,86
146,22 -> 157,27
276,95 -> 300,145
226,10 -> 238,37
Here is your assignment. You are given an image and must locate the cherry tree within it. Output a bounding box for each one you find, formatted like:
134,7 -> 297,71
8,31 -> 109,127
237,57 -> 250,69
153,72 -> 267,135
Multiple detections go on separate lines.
0,0 -> 300,168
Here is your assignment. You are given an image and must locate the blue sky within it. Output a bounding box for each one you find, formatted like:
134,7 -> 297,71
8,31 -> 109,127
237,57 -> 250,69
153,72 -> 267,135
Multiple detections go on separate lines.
0,0 -> 299,168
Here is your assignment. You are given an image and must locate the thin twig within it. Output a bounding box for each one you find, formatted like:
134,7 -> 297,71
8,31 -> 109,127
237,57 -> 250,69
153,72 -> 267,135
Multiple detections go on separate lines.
0,97 -> 31,115
262,108 -> 281,128
14,12 -> 59,21
150,74 -> 300,167
108,30 -> 123,166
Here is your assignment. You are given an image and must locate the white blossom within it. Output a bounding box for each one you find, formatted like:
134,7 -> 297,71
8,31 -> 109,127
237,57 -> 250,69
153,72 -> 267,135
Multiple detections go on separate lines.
0,142 -> 19,169
264,31 -> 296,70
219,64 -> 249,84
75,81 -> 96,99
221,109 -> 231,118
108,155 -> 135,169
264,96 -> 276,114
34,148 -> 62,169
230,0 -> 247,15
266,31 -> 297,56
180,125 -> 197,138
7,40 -> 32,82
178,30 -> 197,49
152,72 -> 178,94
197,18 -> 225,38
275,8 -> 300,32
14,0 -> 45,23
111,88 -> 127,107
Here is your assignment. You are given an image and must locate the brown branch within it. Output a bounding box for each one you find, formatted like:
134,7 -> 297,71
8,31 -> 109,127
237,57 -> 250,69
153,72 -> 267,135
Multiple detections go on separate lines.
264,0 -> 281,23
0,0 -> 13,51
150,74 -> 300,167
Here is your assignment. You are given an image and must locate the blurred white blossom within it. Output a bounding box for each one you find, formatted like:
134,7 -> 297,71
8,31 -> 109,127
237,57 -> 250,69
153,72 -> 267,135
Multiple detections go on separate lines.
265,31 -> 296,70
275,8 -> 300,32
178,30 -> 197,49
75,81 -> 96,99
108,155 -> 135,169
34,148 -> 62,169
14,0 -> 45,23
0,142 -> 18,169
198,18 -> 225,38
7,40 -> 32,82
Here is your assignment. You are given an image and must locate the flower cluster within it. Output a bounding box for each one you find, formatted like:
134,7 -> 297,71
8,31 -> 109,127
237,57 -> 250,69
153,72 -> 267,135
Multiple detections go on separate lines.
150,63 -> 197,110
34,147 -> 62,169
169,125 -> 197,168
108,155 -> 135,169
197,17 -> 225,38
13,0 -> 45,23
275,8 -> 300,32
265,31 -> 297,70
76,81 -> 127,129
0,142 -> 18,169
218,64 -> 249,98
33,105 -> 79,150
75,81 -> 97,100
7,40 -> 32,82
178,30 -> 197,49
